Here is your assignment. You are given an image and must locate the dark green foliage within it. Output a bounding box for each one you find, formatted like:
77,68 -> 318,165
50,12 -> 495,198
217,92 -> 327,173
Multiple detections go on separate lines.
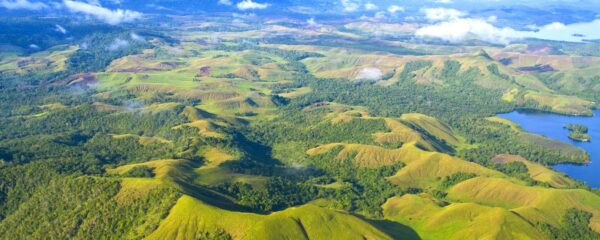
539,208 -> 600,240
68,32 -> 152,73
219,177 -> 318,212
0,176 -> 180,239
565,124 -> 589,133
124,166 -> 156,178
398,60 -> 432,82
430,189 -> 448,200
496,161 -> 528,175
307,149 -> 405,217
440,173 -> 477,189
440,60 -> 461,79
330,164 -> 406,217
487,64 -> 510,80
249,116 -> 388,147
493,161 -> 545,185
0,162 -> 59,220
568,132 -> 592,142
271,95 -> 290,106
456,119 -> 588,165
565,124 -> 591,142
0,94 -> 191,166
84,134 -> 174,166
196,229 -> 232,240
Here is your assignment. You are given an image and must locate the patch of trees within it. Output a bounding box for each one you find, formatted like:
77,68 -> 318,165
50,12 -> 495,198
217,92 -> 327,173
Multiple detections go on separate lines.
249,116 -> 388,147
492,161 -> 545,186
565,124 -> 591,142
68,32 -> 152,73
315,157 -> 405,217
440,173 -> 477,189
0,176 -> 180,239
124,166 -> 156,178
538,70 -> 600,102
539,208 -> 600,240
455,119 -> 588,166
487,64 -> 510,80
0,161 -> 59,220
218,177 -> 318,212
398,60 -> 432,82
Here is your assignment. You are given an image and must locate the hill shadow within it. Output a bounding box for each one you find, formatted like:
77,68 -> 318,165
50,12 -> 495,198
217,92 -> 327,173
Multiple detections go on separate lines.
361,217 -> 422,240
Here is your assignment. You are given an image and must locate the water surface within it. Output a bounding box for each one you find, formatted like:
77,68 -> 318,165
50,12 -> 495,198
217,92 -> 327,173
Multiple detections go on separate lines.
500,110 -> 600,188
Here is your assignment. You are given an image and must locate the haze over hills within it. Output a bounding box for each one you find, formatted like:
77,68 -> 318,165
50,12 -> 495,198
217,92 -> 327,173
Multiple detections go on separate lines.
1,0 -> 600,239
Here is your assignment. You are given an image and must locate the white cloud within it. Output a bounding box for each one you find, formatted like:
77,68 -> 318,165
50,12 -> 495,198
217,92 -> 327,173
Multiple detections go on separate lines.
288,6 -> 319,15
63,0 -> 142,25
0,0 -> 48,10
387,5 -> 404,13
415,18 -> 522,45
356,67 -> 383,81
422,8 -> 465,21
434,0 -> 453,3
130,32 -> 145,42
417,15 -> 600,45
341,0 -> 359,12
236,0 -> 268,10
218,0 -> 232,5
106,38 -> 129,51
374,11 -> 387,19
364,2 -> 378,11
29,44 -> 40,49
55,24 -> 67,34
544,22 -> 566,30
306,18 -> 320,28
522,19 -> 600,42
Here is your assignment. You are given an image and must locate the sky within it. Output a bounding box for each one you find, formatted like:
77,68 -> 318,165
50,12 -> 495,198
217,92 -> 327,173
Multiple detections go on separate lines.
2,0 -> 600,44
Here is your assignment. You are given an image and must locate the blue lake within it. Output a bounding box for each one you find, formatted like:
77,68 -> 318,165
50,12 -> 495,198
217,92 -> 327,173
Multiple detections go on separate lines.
500,110 -> 600,188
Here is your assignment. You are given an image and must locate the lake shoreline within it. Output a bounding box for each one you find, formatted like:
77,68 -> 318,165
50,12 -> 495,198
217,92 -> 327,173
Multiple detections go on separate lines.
499,110 -> 600,188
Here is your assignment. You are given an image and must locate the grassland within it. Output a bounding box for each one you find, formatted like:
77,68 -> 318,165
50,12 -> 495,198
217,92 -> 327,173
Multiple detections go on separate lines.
449,177 -> 600,229
0,45 -> 78,74
383,194 -> 546,240
94,46 -> 296,119
492,154 -> 576,188
308,142 -> 502,188
148,195 -> 395,240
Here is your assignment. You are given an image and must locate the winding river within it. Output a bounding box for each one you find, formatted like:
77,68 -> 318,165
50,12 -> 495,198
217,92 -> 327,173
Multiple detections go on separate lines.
499,110 -> 600,188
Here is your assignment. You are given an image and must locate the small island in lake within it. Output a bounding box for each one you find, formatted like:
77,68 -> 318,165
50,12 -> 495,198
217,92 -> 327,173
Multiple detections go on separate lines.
565,124 -> 592,142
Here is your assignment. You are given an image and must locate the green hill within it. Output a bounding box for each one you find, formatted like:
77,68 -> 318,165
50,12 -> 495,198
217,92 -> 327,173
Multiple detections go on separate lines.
148,195 -> 395,240
383,194 -> 546,240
